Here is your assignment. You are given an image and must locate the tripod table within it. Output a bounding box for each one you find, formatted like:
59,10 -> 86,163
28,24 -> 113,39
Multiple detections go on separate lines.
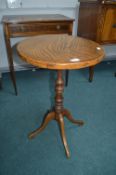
17,34 -> 105,158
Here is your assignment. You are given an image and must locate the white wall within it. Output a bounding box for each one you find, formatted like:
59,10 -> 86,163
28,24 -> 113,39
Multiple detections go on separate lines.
0,0 -> 116,72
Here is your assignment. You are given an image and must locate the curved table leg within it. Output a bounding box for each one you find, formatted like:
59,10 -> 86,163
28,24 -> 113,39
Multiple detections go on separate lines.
58,114 -> 70,158
29,111 -> 55,139
63,109 -> 84,126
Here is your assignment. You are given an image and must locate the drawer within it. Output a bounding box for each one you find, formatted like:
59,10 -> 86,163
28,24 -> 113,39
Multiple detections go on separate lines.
9,22 -> 73,37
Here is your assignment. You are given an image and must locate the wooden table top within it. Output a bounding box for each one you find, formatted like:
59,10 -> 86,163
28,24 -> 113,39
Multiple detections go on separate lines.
17,34 -> 105,70
2,14 -> 74,24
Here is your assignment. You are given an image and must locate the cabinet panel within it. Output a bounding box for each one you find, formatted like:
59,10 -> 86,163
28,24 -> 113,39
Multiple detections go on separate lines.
78,2 -> 101,41
101,7 -> 116,42
78,1 -> 116,44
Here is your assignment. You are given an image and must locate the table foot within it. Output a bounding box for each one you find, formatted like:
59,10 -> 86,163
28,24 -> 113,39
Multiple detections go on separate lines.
29,111 -> 55,139
63,109 -> 84,126
58,114 -> 70,158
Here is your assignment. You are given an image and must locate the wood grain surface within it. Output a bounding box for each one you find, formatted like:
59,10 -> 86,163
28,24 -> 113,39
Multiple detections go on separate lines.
17,34 -> 105,70
78,1 -> 116,44
2,14 -> 74,24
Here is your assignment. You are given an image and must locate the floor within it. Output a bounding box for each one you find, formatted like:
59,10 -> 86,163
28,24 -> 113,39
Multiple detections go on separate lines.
0,61 -> 116,175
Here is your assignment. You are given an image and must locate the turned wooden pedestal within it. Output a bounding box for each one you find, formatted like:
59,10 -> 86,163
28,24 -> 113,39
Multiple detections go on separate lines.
29,70 -> 84,157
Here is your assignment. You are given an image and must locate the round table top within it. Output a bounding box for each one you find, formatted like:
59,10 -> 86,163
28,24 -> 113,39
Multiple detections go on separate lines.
17,34 -> 105,70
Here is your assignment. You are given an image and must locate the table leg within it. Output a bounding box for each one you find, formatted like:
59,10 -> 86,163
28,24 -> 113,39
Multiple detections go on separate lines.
89,66 -> 94,82
63,109 -> 84,125
29,111 -> 55,139
29,70 -> 84,158
58,114 -> 70,158
65,70 -> 69,86
4,24 -> 18,95
0,79 -> 2,90
55,70 -> 70,157
0,72 -> 2,89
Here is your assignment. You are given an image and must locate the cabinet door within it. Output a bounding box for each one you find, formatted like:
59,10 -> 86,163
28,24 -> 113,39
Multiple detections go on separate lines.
101,7 -> 116,43
77,2 -> 101,41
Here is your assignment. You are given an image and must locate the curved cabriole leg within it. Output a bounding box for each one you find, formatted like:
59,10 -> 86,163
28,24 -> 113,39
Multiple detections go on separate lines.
55,70 -> 70,158
29,111 -> 55,139
63,109 -> 84,126
58,114 -> 70,158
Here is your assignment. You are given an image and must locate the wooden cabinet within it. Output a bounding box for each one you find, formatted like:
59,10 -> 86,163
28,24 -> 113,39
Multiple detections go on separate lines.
78,0 -> 116,44
2,14 -> 74,95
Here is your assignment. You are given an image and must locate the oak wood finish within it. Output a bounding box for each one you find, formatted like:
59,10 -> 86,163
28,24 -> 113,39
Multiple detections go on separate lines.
78,0 -> 116,81
2,14 -> 74,95
78,0 -> 116,44
98,5 -> 116,43
17,35 -> 105,69
17,34 -> 105,158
